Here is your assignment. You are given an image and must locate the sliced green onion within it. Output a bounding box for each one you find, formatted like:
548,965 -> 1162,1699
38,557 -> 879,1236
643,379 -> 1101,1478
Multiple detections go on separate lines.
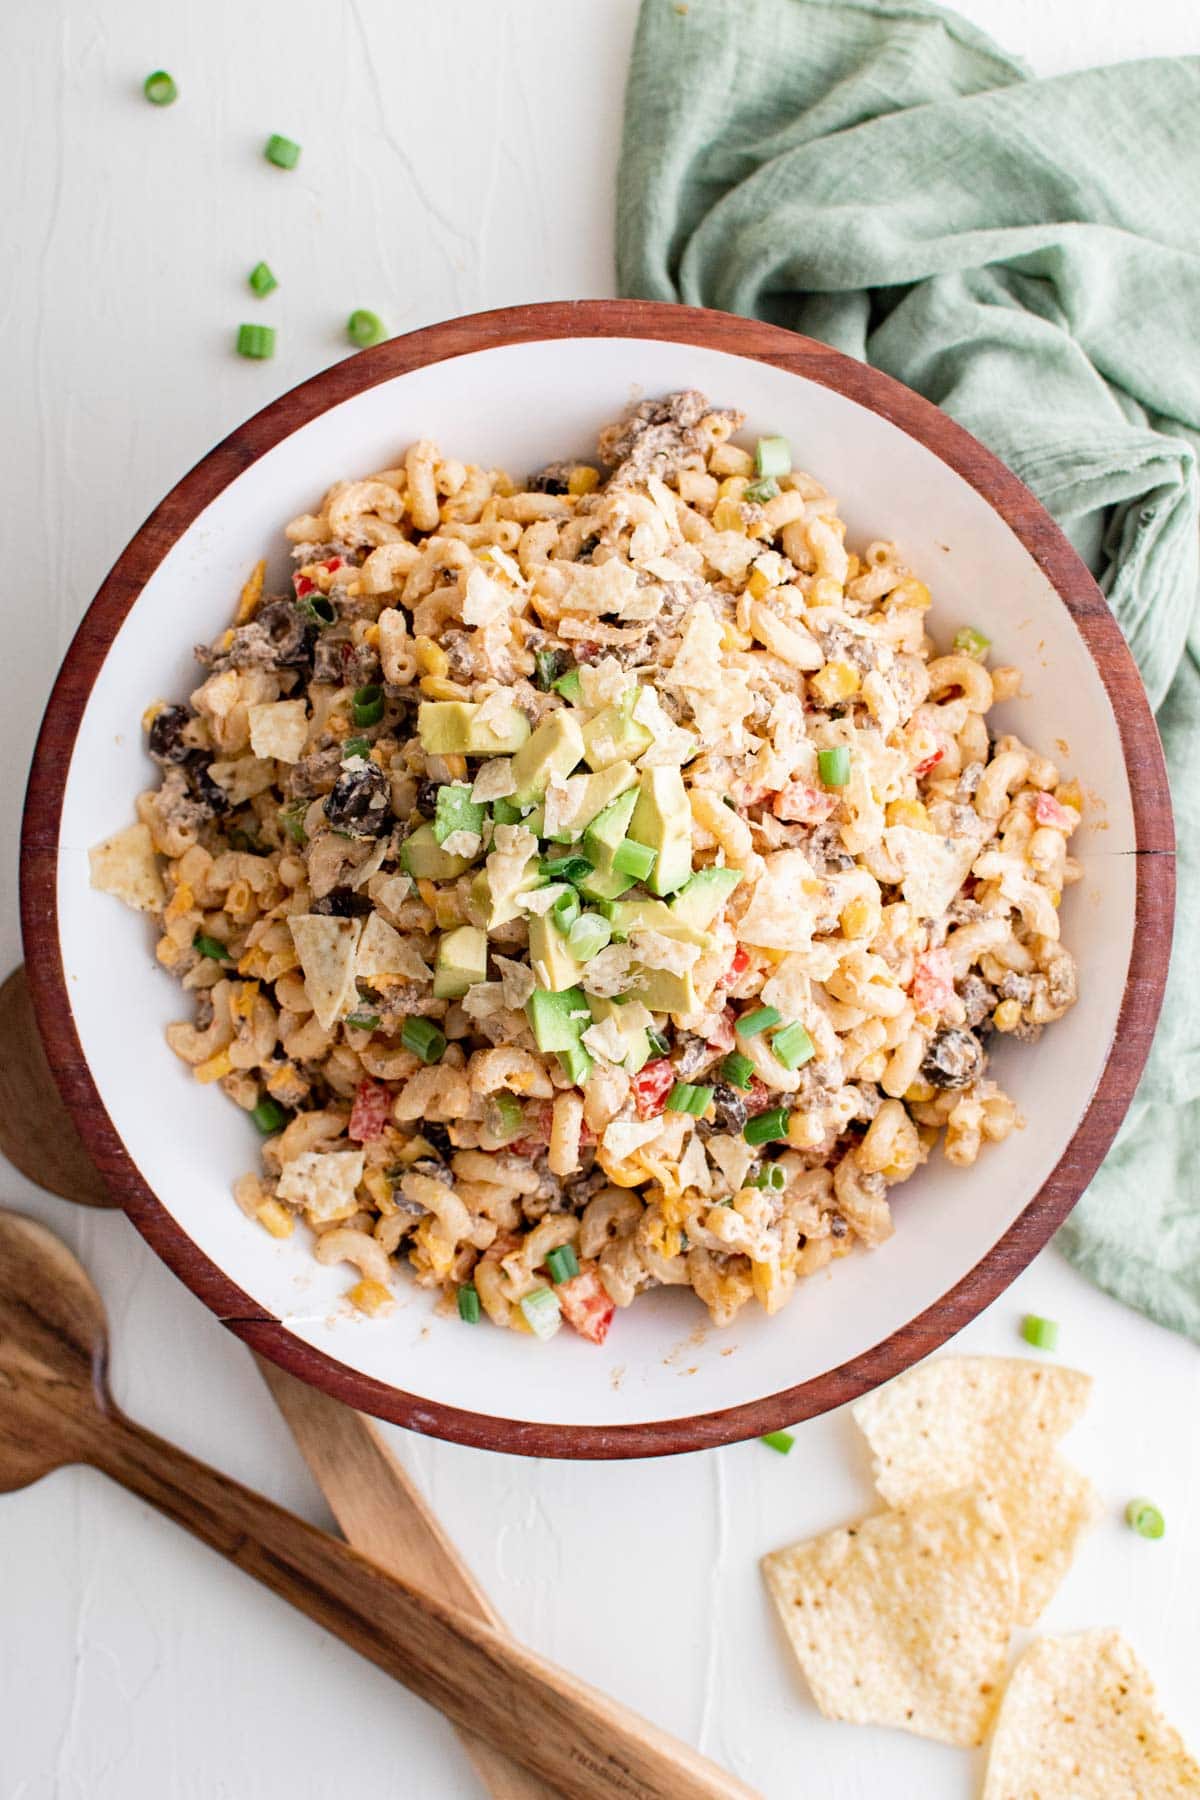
1021,1314 -> 1059,1352
550,888 -> 581,934
744,1106 -> 790,1146
483,1092 -> 526,1142
754,1162 -> 787,1191
557,1044 -> 593,1086
818,746 -> 851,789
755,436 -> 791,479
567,912 -> 613,961
761,1430 -> 795,1454
612,838 -> 657,881
1125,1498 -> 1165,1540
534,649 -> 563,691
351,684 -> 385,727
347,309 -> 386,349
953,626 -> 991,660
251,1097 -> 287,1134
519,1286 -> 562,1341
546,1245 -> 580,1285
722,1051 -> 755,1090
401,1017 -> 446,1064
772,1022 -> 815,1071
345,1010 -> 380,1032
265,133 -> 301,169
143,70 -> 178,106
553,668 -> 583,703
341,736 -> 371,761
296,591 -> 336,626
492,797 -> 524,825
666,1081 -> 714,1117
248,261 -> 278,297
457,1284 -> 481,1324
743,477 -> 779,505
279,800 -> 309,845
236,323 -> 276,360
542,853 -> 594,885
739,1006 -> 781,1038
193,932 -> 229,961
646,1028 -> 671,1057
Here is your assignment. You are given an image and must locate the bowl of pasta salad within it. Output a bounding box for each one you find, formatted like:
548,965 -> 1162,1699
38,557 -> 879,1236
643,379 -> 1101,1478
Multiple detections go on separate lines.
22,302 -> 1171,1456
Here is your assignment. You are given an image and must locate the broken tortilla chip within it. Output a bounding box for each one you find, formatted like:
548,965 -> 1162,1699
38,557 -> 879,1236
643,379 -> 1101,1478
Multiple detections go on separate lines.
762,1489 -> 1018,1747
288,914 -> 362,1030
89,823 -> 166,913
852,1356 -> 1098,1624
355,911 -> 432,983
983,1631 -> 1200,1799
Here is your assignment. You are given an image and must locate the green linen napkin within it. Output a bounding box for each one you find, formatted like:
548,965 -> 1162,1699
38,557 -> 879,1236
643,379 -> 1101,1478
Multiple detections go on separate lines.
617,0 -> 1200,1341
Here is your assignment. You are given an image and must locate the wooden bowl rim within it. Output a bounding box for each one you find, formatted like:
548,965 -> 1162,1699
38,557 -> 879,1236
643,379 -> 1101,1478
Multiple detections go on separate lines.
20,299 -> 1175,1458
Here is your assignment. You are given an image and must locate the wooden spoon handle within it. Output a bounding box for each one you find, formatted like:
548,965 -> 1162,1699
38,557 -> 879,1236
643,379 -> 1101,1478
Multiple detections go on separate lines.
91,1410 -> 757,1800
256,1356 -> 554,1800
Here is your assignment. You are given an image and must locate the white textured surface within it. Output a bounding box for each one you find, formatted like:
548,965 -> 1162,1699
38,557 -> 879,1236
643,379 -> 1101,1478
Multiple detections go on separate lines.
2,3 -> 1197,1797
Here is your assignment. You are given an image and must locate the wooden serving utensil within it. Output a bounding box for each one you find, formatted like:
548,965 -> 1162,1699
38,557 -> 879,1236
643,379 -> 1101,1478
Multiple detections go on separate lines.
0,1209 -> 757,1800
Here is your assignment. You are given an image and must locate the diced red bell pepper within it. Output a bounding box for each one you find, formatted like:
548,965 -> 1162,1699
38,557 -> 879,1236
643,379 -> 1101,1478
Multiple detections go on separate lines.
1034,791 -> 1076,830
348,1077 -> 392,1142
293,574 -> 315,598
323,557 -> 342,573
772,781 -> 837,824
911,948 -> 955,1015
632,1058 -> 675,1119
743,1077 -> 776,1117
914,747 -> 945,777
558,1265 -> 615,1345
719,945 -> 751,989
706,1009 -> 736,1055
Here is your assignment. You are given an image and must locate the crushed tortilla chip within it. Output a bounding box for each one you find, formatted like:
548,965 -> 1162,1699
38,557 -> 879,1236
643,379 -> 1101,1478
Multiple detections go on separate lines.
983,1631 -> 1200,1799
762,1489 -> 1018,1746
852,1356 -> 1097,1625
355,912 -> 431,984
89,823 -> 166,913
288,915 -> 362,1029
247,700 -> 309,763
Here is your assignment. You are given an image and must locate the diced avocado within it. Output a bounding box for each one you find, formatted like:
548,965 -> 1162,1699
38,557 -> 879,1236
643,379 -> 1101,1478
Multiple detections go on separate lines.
630,965 -> 699,1015
523,803 -> 545,837
558,1044 -> 593,1085
510,709 -> 586,805
581,689 -> 654,771
587,995 -> 651,1075
401,822 -> 475,881
528,913 -> 584,992
630,766 -> 693,896
433,782 -> 485,846
418,700 -> 530,756
577,864 -> 636,903
547,760 -> 639,843
577,788 -> 640,901
670,867 -> 742,931
527,985 -> 590,1053
432,925 -> 488,999
470,848 -> 540,930
491,796 -> 524,826
606,897 -> 712,952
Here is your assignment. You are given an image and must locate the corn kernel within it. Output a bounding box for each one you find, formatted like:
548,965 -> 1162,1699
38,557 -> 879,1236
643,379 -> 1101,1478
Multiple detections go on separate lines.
840,895 -> 876,939
716,475 -> 747,500
218,628 -> 235,653
509,1303 -> 534,1333
194,1049 -> 234,1085
747,566 -> 773,601
905,1078 -> 937,1103
786,1110 -> 826,1150
810,660 -> 861,705
720,620 -> 752,652
567,464 -> 599,496
1057,779 -> 1084,813
416,878 -> 439,913
235,559 -> 266,624
156,937 -> 184,969
414,636 -> 449,676
855,1050 -> 888,1083
229,980 -> 260,1021
164,881 -> 195,924
442,753 -> 468,780
993,999 -> 1022,1032
363,622 -> 381,649
141,700 -> 167,732
257,1199 -> 294,1240
392,1137 -> 431,1168
888,577 -> 931,611
808,576 -> 843,607
363,1167 -> 393,1211
348,1278 -> 394,1317
236,945 -> 271,978
712,497 -> 746,534
886,798 -> 933,832
419,675 -> 469,700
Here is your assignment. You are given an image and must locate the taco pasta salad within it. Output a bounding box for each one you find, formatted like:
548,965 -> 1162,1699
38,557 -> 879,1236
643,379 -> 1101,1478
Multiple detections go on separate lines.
91,392 -> 1082,1345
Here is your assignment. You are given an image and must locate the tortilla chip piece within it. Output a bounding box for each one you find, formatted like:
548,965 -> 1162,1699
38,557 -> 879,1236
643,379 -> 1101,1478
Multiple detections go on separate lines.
247,699 -> 309,763
89,823 -> 166,913
288,915 -> 362,1029
852,1357 -> 1098,1624
983,1631 -> 1200,1799
762,1490 -> 1018,1746
355,912 -> 431,983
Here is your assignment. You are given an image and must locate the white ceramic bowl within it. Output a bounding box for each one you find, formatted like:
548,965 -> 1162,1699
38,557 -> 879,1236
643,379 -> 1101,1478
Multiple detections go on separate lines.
22,303 -> 1172,1456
